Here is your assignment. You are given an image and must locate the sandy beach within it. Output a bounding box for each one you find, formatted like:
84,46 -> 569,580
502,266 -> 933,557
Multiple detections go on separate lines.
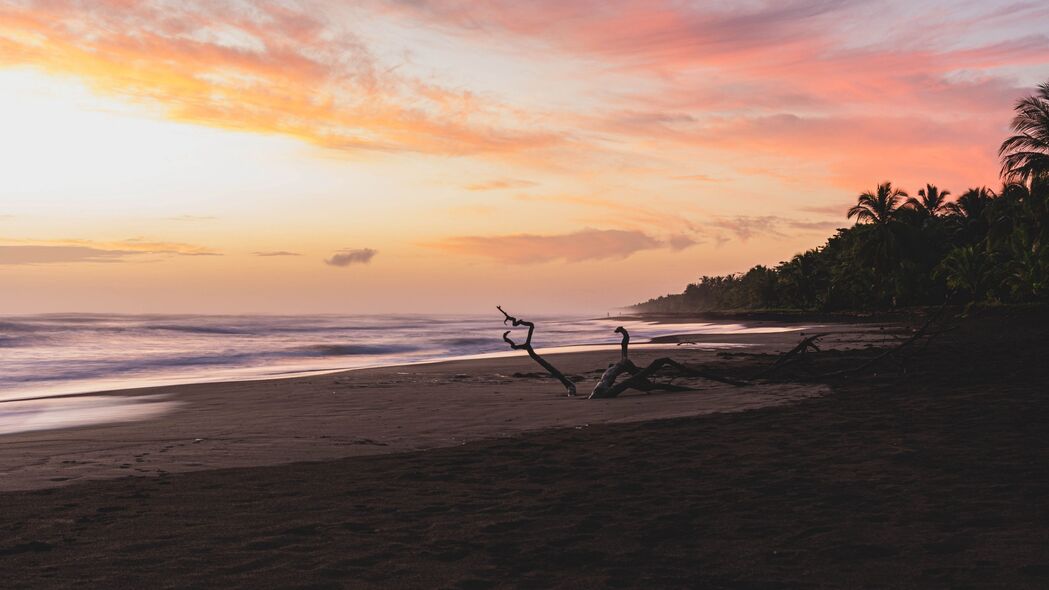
0,323 -> 858,492
3,313 -> 1048,588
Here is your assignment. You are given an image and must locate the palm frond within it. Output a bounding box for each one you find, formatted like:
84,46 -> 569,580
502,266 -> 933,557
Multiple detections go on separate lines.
1001,85 -> 1049,181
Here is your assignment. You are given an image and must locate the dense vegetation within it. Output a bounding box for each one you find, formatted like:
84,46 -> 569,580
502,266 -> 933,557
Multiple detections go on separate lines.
635,82 -> 1049,313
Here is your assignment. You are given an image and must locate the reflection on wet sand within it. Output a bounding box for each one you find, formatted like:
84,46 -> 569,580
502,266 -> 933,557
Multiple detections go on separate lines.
0,395 -> 179,435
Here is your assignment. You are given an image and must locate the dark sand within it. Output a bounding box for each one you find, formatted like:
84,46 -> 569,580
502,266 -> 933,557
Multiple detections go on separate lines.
2,314 -> 1048,588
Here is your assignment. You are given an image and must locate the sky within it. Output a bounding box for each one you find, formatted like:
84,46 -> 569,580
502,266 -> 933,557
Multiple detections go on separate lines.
1,0 -> 1047,314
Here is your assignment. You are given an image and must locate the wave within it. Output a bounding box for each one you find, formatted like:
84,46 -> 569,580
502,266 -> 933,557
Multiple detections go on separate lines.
4,343 -> 428,385
0,313 -> 778,399
5,354 -> 261,384
296,344 -> 420,356
145,324 -> 251,335
441,337 -> 495,346
0,321 -> 44,333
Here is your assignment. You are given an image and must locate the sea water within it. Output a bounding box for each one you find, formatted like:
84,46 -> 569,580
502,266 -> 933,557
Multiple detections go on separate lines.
0,313 -> 799,401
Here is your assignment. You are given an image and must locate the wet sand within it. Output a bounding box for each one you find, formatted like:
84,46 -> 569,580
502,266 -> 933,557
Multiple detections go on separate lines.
3,315 -> 1047,588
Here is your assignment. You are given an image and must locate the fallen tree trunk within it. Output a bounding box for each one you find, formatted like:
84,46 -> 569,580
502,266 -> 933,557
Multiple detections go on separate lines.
589,327 -> 747,399
498,306 -> 577,396
591,328 -> 699,397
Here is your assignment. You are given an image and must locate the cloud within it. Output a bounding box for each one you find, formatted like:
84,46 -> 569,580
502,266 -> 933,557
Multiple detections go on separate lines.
116,238 -> 221,256
0,246 -> 135,265
0,238 -> 220,264
708,215 -> 841,241
2,0 -> 1045,265
374,0 -> 1046,191
598,110 -> 1010,190
376,0 -> 863,70
667,233 -> 699,251
324,248 -> 378,267
786,220 -> 845,232
429,228 -> 683,264
0,1 -> 561,156
799,204 -> 850,218
253,250 -> 301,257
514,194 -> 701,233
711,216 -> 786,241
465,178 -> 538,191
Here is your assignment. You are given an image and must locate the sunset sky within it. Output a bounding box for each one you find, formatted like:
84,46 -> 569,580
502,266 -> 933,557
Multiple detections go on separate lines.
2,0 -> 1048,314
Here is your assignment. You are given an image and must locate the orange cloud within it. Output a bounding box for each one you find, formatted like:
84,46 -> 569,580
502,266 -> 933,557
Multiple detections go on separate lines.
592,110 -> 1008,190
513,194 -> 703,234
253,251 -> 301,257
0,245 -> 133,265
0,1 -> 560,156
0,237 -> 220,264
429,229 -> 671,264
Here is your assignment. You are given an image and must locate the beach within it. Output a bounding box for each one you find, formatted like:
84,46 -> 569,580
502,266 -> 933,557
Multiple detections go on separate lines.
2,313 -> 1048,588
0,322 -> 846,492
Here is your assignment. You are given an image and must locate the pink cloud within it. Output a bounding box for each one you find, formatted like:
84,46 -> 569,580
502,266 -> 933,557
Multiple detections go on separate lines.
373,0 -> 1047,190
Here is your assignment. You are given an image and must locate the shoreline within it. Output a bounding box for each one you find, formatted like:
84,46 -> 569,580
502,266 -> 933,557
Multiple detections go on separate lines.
0,324 -> 895,492
0,341 -> 761,405
0,317 -> 818,403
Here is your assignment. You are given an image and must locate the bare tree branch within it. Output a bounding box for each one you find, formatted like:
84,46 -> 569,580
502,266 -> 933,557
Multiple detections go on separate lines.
498,306 -> 577,396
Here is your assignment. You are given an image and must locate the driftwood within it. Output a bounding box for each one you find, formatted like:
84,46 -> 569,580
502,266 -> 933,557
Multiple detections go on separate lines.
820,319 -> 951,378
497,299 -> 955,401
757,303 -> 954,380
590,328 -> 689,398
752,333 -> 829,379
589,327 -> 747,399
498,306 -> 577,396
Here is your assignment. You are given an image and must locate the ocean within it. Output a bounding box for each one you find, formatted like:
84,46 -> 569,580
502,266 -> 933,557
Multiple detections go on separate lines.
0,313 -> 797,401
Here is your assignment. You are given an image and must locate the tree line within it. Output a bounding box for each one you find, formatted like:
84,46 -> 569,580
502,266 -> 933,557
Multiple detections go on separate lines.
634,81 -> 1049,313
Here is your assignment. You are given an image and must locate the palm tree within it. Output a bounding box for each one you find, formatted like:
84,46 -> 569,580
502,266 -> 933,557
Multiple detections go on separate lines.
946,187 -> 996,245
999,81 -> 1049,183
946,187 -> 995,220
905,184 -> 950,217
847,182 -> 908,224
846,183 -> 914,304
